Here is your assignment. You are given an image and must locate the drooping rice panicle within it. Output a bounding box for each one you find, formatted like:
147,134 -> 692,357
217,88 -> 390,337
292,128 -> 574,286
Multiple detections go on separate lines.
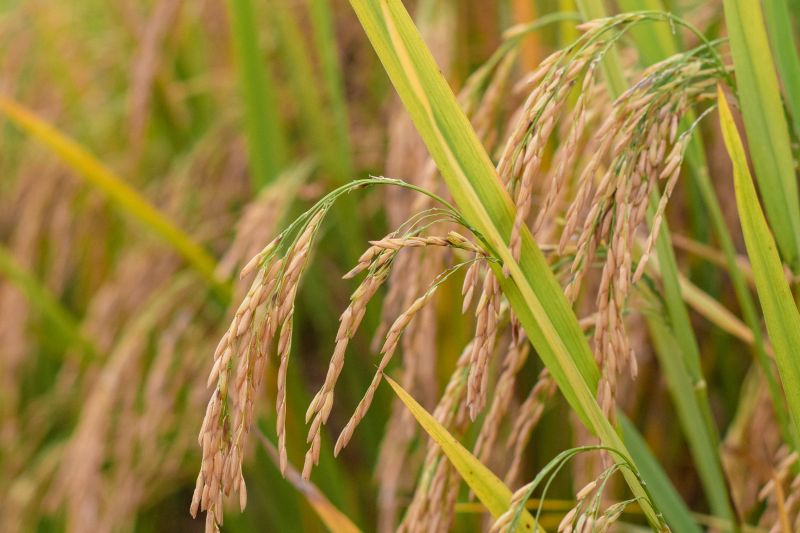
473,334 -> 530,464
334,260 -> 476,459
466,271 -> 501,419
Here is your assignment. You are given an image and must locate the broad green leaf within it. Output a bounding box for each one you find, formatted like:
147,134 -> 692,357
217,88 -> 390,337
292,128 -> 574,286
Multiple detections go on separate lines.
646,198 -> 733,522
385,376 -> 540,532
0,95 -> 228,297
346,1 -> 663,527
718,85 -> 800,441
642,309 -> 731,527
722,0 -> 800,271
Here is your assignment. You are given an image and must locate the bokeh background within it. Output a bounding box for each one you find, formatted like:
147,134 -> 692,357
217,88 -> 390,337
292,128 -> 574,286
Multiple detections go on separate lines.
0,0 -> 787,531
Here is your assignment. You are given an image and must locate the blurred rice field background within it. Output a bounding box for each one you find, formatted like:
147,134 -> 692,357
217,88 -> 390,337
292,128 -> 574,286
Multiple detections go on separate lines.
3,0 -> 800,532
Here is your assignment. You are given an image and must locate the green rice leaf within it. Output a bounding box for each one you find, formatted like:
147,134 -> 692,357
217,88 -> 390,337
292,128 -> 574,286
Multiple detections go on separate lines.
722,0 -> 800,271
642,308 -> 731,526
718,85 -> 800,440
226,0 -> 288,187
621,416 -> 702,533
646,198 -> 734,522
763,0 -> 800,139
346,2 -> 663,527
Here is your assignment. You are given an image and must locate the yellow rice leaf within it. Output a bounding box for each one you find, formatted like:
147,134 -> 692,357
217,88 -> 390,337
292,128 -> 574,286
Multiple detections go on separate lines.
0,94 -> 226,295
718,85 -> 800,439
385,376 -> 541,532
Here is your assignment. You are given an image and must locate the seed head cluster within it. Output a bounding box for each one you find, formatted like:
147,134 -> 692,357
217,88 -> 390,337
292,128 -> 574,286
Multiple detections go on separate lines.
192,13 -> 730,532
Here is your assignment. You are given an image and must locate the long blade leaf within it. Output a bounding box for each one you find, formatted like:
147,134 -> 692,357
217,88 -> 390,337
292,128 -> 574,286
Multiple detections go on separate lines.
718,85 -> 800,440
763,0 -> 800,139
346,2 -> 662,526
722,0 -> 800,270
0,95 -> 227,296
385,376 -> 540,532
226,0 -> 288,187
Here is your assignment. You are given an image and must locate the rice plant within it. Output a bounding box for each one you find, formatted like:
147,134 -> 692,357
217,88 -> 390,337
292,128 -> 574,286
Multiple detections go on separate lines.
3,1 -> 800,532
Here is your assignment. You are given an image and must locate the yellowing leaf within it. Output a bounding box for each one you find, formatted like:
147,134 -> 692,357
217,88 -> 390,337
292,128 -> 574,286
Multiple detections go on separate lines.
718,85 -> 800,439
0,94 -> 227,296
722,0 -> 800,269
385,376 -> 541,533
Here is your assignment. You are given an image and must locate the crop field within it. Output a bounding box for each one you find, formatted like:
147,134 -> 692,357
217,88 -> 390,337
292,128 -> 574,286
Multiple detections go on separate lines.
2,0 -> 800,532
